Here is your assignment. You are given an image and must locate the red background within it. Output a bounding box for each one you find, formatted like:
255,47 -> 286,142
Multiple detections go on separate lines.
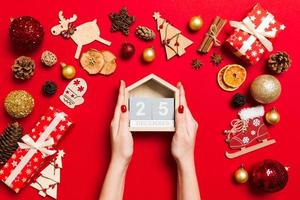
0,0 -> 299,199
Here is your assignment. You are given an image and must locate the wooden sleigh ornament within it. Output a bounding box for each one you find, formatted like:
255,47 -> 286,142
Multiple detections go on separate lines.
224,106 -> 276,159
51,11 -> 111,59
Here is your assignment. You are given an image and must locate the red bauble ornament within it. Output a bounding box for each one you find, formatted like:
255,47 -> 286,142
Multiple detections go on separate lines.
120,42 -> 135,59
251,160 -> 288,193
9,16 -> 44,53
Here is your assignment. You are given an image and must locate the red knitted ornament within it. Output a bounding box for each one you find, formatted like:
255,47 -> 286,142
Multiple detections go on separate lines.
251,160 -> 288,193
9,16 -> 44,53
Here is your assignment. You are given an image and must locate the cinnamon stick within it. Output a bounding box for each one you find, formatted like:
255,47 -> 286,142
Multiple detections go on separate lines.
197,16 -> 227,54
198,16 -> 220,53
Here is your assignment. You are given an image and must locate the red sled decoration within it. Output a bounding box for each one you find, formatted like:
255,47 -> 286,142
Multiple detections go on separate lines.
224,106 -> 276,159
0,106 -> 72,193
224,3 -> 285,64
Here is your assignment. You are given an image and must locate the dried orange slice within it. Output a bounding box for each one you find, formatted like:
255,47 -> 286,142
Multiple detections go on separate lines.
80,49 -> 104,75
217,66 -> 238,91
99,50 -> 117,75
223,64 -> 247,88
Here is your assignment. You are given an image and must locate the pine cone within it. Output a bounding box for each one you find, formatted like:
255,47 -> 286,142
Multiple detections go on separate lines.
135,26 -> 155,41
12,56 -> 35,80
267,52 -> 291,74
0,122 -> 23,166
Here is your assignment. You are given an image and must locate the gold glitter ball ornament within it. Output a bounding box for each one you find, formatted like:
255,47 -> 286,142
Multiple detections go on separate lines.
250,75 -> 281,104
4,90 -> 34,118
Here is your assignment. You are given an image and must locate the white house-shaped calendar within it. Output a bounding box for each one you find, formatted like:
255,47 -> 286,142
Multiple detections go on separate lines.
125,74 -> 179,132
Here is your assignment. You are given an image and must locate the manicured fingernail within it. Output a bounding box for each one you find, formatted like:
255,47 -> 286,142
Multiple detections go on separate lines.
178,105 -> 184,113
121,105 -> 127,113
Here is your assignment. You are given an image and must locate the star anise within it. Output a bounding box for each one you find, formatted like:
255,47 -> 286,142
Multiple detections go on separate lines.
210,53 -> 223,66
192,59 -> 203,70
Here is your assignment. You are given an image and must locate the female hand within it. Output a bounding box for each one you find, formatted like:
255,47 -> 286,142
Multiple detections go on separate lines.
99,81 -> 133,200
171,82 -> 198,165
110,80 -> 133,166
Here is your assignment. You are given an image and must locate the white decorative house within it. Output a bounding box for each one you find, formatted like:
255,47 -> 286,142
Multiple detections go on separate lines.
125,74 -> 179,132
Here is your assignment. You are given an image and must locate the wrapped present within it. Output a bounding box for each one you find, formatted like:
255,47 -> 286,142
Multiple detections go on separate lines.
224,3 -> 285,64
0,106 -> 72,193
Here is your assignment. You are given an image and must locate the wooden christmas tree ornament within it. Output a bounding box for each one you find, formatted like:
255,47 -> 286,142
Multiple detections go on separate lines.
125,74 -> 179,132
51,11 -> 111,59
31,150 -> 65,199
153,12 -> 193,60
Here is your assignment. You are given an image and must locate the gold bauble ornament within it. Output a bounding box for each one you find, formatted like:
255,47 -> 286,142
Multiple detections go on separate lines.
61,62 -> 76,79
234,165 -> 249,184
4,90 -> 34,118
265,107 -> 280,125
188,16 -> 203,31
142,47 -> 155,63
250,75 -> 281,104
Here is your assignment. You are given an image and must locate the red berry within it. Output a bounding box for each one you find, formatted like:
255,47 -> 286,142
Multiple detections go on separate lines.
9,16 -> 44,53
120,42 -> 135,59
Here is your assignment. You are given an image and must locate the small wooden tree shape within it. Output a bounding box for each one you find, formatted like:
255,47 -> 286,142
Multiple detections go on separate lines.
153,12 -> 193,60
31,150 -> 65,199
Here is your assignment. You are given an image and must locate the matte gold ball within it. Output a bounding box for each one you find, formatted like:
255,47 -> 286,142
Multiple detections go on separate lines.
188,16 -> 203,31
234,165 -> 249,184
61,63 -> 76,79
250,75 -> 281,104
265,107 -> 280,125
142,47 -> 155,63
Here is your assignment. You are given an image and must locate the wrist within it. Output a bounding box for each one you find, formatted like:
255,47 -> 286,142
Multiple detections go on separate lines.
176,156 -> 195,172
110,155 -> 131,169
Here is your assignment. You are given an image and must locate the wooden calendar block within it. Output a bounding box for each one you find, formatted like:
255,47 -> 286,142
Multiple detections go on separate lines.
152,98 -> 174,120
129,97 -> 152,120
125,74 -> 179,132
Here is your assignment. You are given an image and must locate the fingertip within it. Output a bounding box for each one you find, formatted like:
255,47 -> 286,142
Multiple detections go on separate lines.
177,82 -> 182,88
120,80 -> 125,87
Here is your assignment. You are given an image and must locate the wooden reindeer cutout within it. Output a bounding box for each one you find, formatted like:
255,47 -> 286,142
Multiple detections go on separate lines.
51,11 -> 111,59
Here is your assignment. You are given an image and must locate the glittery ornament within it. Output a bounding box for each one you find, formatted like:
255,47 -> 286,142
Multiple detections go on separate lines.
252,160 -> 288,193
250,75 -> 281,104
9,16 -> 44,53
4,90 -> 34,118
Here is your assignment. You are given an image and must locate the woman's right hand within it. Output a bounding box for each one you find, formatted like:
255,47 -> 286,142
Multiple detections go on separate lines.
171,82 -> 198,165
110,80 -> 133,166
